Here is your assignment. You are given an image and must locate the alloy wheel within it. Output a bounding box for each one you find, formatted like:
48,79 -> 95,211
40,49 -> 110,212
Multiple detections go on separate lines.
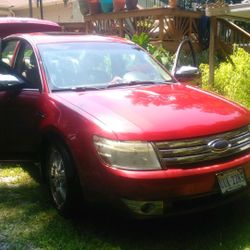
48,147 -> 67,209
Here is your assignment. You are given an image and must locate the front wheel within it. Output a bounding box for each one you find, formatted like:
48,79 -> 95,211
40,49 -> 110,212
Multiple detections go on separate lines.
46,141 -> 81,217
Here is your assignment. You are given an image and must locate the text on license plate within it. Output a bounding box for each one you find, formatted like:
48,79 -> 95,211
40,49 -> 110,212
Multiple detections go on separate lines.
217,168 -> 247,194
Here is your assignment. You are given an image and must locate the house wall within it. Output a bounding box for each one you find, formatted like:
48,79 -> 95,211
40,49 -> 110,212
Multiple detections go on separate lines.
0,10 -> 10,16
14,1 -> 83,23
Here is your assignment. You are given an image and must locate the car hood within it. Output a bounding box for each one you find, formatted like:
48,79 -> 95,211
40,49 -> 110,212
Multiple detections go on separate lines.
54,84 -> 250,141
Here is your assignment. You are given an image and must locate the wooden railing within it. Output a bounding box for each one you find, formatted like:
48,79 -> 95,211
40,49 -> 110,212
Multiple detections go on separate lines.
59,22 -> 87,33
84,8 -> 202,52
217,18 -> 250,53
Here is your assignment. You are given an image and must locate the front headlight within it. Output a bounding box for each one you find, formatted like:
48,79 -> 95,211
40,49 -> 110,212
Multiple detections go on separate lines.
93,136 -> 161,170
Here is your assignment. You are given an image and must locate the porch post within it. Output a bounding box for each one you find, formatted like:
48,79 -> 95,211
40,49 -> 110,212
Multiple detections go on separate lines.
28,0 -> 33,17
209,16 -> 216,85
40,0 -> 44,19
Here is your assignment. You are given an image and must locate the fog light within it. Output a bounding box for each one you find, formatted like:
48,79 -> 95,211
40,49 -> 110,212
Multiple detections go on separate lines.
122,199 -> 163,216
141,202 -> 156,214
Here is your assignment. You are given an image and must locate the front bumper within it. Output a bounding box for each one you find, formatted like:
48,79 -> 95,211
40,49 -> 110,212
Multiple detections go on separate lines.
121,186 -> 250,217
100,153 -> 250,216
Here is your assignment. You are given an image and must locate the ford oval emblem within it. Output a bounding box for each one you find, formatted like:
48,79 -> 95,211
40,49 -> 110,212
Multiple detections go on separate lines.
208,138 -> 231,153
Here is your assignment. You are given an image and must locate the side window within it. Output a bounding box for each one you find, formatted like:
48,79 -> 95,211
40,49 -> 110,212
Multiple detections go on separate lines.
1,40 -> 19,66
15,42 -> 41,90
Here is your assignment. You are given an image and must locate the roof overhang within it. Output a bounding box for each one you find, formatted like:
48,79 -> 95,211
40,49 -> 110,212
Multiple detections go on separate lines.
206,3 -> 250,21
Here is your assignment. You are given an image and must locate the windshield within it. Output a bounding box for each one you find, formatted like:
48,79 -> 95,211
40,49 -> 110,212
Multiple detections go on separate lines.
38,42 -> 173,91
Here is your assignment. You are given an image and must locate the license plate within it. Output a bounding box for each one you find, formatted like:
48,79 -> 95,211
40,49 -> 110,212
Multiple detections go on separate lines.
217,168 -> 247,194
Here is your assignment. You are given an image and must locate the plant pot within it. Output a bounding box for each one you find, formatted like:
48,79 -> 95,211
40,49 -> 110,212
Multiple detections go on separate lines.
126,0 -> 138,10
88,0 -> 102,14
168,0 -> 177,8
113,0 -> 125,12
100,0 -> 113,13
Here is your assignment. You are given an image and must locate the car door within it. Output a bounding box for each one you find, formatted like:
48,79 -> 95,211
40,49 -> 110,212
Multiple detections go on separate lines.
0,40 -> 20,158
0,39 -> 44,160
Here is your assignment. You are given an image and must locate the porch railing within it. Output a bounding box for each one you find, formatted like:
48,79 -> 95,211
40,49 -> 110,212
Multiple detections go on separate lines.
84,7 -> 202,52
217,18 -> 250,53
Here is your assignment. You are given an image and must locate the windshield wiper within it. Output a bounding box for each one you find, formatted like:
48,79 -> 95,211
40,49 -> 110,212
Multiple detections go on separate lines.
105,81 -> 165,89
52,86 -> 100,92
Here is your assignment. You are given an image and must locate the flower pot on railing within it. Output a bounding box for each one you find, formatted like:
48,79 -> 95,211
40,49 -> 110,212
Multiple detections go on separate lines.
113,0 -> 125,12
126,0 -> 138,10
88,0 -> 102,14
100,0 -> 113,13
78,0 -> 89,15
168,0 -> 177,8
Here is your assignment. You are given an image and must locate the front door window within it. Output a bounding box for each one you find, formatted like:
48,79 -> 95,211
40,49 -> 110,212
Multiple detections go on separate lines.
15,42 -> 41,90
1,40 -> 19,66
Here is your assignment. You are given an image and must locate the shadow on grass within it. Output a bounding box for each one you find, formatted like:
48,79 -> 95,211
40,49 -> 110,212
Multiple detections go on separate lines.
70,197 -> 250,250
1,164 -> 250,250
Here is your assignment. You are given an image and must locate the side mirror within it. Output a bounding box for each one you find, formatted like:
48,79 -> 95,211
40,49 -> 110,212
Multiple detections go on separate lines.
175,66 -> 199,76
0,74 -> 25,91
174,66 -> 201,85
172,38 -> 201,85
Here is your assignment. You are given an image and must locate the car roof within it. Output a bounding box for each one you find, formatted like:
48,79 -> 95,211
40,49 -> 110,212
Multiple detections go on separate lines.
6,32 -> 134,45
0,17 -> 59,26
0,17 -> 61,38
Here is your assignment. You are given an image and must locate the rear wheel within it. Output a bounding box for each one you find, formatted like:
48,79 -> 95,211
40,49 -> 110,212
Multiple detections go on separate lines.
46,141 -> 81,217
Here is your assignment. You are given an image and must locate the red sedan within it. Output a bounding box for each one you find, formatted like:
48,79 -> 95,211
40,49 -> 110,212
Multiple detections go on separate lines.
0,30 -> 250,217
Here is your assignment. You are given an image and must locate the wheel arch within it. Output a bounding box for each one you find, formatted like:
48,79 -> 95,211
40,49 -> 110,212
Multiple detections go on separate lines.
40,127 -> 84,217
39,126 -> 78,181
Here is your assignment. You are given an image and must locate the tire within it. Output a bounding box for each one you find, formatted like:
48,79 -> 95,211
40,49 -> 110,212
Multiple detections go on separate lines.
46,140 -> 81,217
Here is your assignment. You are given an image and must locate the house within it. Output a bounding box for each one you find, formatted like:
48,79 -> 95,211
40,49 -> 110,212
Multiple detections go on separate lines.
0,0 -> 83,23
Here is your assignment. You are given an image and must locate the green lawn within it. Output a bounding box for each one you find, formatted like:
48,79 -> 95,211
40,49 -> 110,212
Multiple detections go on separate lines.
1,165 -> 250,250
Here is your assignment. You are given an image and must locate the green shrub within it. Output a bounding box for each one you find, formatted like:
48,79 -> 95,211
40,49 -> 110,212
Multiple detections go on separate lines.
197,49 -> 220,66
132,33 -> 174,70
148,44 -> 174,70
200,47 -> 250,109
132,33 -> 150,50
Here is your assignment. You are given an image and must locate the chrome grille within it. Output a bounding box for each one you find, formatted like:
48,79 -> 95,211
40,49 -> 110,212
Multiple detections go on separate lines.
154,125 -> 250,167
